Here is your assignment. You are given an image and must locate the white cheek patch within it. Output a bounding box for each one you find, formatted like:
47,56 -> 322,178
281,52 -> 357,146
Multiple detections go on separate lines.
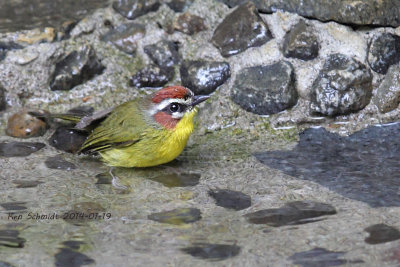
149,98 -> 192,116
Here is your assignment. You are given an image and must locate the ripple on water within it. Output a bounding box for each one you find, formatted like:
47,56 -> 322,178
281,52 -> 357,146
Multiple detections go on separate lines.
255,123 -> 400,207
0,142 -> 45,157
181,243 -> 241,261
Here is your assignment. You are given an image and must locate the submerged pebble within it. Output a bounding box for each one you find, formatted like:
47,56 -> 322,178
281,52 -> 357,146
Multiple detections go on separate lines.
55,248 -> 94,267
208,189 -> 251,210
148,208 -> 201,225
95,172 -> 113,185
12,180 -> 43,188
0,202 -> 27,211
0,142 -> 45,157
45,155 -> 77,170
149,172 -> 200,187
6,111 -> 47,138
181,243 -> 241,260
364,224 -> 400,244
49,126 -> 88,154
0,230 -> 26,248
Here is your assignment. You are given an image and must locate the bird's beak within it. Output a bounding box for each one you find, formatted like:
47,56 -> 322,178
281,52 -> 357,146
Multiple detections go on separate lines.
191,95 -> 210,106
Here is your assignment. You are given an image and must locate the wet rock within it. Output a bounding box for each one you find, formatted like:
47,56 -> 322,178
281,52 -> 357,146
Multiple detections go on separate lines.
148,208 -> 201,225
17,27 -> 56,44
367,33 -> 400,74
1,202 -> 27,211
12,180 -> 43,188
129,65 -> 174,88
208,189 -> 251,210
231,61 -> 297,115
55,248 -> 94,267
6,111 -> 47,138
282,20 -> 319,61
101,23 -> 146,55
49,126 -> 88,153
180,61 -> 230,95
211,2 -> 272,57
289,247 -> 362,267
49,45 -> 105,91
0,142 -> 45,157
166,0 -> 194,12
144,40 -> 180,68
170,12 -> 207,35
95,172 -> 113,185
0,84 -> 6,111
181,243 -> 241,260
365,224 -> 400,245
45,155 -> 77,170
149,172 -> 200,187
244,201 -> 336,227
310,53 -> 373,116
255,123 -> 400,207
0,230 -> 25,248
0,42 -> 23,61
374,64 -> 400,113
112,0 -> 160,20
217,0 -> 400,27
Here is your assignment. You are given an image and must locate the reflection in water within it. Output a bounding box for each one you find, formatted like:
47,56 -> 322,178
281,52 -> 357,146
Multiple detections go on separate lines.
255,123 -> 400,207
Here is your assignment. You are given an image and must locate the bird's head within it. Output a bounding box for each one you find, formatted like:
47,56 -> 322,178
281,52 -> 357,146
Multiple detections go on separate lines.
148,86 -> 209,129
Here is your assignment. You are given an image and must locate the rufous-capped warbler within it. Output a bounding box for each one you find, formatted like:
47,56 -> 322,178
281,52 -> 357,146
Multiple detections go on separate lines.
67,86 -> 209,168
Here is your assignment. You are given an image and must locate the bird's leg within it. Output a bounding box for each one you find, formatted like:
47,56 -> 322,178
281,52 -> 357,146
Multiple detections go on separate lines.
109,167 -> 129,190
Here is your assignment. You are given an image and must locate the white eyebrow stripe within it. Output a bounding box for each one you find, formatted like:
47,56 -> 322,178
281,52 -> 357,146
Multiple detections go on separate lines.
149,98 -> 192,116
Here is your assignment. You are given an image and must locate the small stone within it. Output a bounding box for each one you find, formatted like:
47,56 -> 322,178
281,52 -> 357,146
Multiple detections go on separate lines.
0,84 -> 6,111
368,33 -> 400,74
310,53 -> 373,116
48,126 -> 88,153
149,172 -> 200,187
49,45 -> 105,91
112,0 -> 160,20
101,23 -> 146,55
12,180 -> 43,188
95,172 -> 113,184
209,189 -> 251,210
365,224 -> 400,244
244,201 -> 336,227
45,155 -> 77,170
282,20 -> 319,60
181,243 -> 241,260
180,60 -> 230,95
0,230 -> 26,248
129,65 -> 174,88
17,27 -> 56,44
144,40 -> 180,68
6,111 -> 47,138
0,142 -> 45,157
55,248 -> 94,267
288,247 -> 360,267
1,202 -> 27,211
148,208 -> 201,225
374,64 -> 400,113
231,61 -> 297,115
166,0 -> 194,12
172,12 -> 207,35
0,42 -> 23,61
211,2 -> 272,57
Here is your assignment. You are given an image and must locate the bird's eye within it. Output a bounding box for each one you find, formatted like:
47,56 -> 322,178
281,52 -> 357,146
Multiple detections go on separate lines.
169,103 -> 181,113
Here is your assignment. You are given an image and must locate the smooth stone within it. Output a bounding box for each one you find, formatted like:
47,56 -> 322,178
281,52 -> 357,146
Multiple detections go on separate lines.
166,0 -> 194,12
49,45 -> 105,91
48,126 -> 88,154
0,142 -> 45,157
208,189 -> 251,210
148,208 -> 201,225
0,202 -> 27,211
171,12 -> 207,35
244,201 -> 336,226
365,224 -> 400,244
211,2 -> 272,57
6,111 -> 47,138
129,65 -> 174,88
149,172 -> 200,187
0,230 -> 25,248
55,248 -> 94,267
254,123 -> 400,207
282,20 -> 319,61
101,23 -> 146,55
12,180 -> 43,188
310,53 -> 373,116
181,243 -> 241,260
367,33 -> 400,74
144,40 -> 180,68
231,61 -> 297,115
0,84 -> 5,111
45,155 -> 77,170
180,60 -> 230,95
112,0 -> 160,20
374,64 -> 400,113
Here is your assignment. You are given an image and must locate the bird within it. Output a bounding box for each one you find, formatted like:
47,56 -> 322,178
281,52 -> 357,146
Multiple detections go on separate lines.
45,86 -> 209,168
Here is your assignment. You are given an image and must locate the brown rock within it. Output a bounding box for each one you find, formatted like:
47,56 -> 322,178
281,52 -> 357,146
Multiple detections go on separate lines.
170,12 -> 207,35
6,111 -> 47,138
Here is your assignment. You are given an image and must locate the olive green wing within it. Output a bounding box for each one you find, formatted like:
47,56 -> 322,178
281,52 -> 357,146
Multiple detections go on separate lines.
79,100 -> 149,154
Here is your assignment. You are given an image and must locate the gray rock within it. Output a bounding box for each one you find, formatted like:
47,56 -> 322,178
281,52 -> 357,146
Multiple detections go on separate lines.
0,41 -> 23,61
367,33 -> 400,74
364,224 -> 400,245
231,61 -> 297,115
282,20 -> 319,61
0,84 -> 5,111
166,0 -> 194,12
181,243 -> 241,260
129,65 -> 174,88
49,126 -> 88,153
101,23 -> 146,55
180,60 -> 230,95
217,0 -> 400,27
310,54 -> 373,116
211,2 -> 272,57
49,45 -> 105,91
208,189 -> 251,210
0,142 -> 45,157
144,40 -> 179,68
112,0 -> 160,20
374,64 -> 400,113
